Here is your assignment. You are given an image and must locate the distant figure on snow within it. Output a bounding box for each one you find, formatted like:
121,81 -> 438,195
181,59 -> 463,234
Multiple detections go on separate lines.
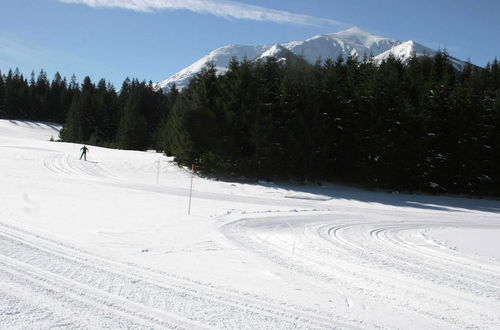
80,145 -> 89,161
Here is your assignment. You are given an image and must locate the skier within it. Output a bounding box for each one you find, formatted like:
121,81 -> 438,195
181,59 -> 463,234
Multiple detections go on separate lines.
80,145 -> 89,161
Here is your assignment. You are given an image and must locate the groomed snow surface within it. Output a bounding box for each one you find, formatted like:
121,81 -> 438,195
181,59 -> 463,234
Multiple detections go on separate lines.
1,119 -> 499,329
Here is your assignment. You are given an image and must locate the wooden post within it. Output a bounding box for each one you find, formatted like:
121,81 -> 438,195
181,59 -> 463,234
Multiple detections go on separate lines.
156,159 -> 161,184
188,164 -> 195,215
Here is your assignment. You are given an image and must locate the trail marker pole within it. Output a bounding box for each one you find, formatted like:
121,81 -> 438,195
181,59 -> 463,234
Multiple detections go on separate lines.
156,159 -> 161,184
285,221 -> 297,256
188,164 -> 195,216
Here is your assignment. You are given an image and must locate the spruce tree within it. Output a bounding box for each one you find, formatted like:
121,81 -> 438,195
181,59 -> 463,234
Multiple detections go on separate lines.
48,72 -> 67,123
4,69 -> 30,119
28,71 -> 37,119
60,96 -> 83,142
116,88 -> 149,150
79,76 -> 97,142
37,70 -> 50,119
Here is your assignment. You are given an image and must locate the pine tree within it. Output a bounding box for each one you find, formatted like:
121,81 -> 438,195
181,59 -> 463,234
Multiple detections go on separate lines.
48,72 -> 67,123
37,70 -> 50,119
116,88 -> 149,150
278,57 -> 321,178
316,58 -> 346,179
4,69 -> 30,119
251,57 -> 283,176
162,91 -> 196,163
59,95 -> 83,142
215,57 -> 256,171
78,76 -> 97,142
28,71 -> 37,119
155,84 -> 179,152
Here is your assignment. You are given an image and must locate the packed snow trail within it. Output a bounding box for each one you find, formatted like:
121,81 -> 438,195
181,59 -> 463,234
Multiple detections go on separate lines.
222,211 -> 500,329
0,222 -> 353,329
1,120 -> 500,329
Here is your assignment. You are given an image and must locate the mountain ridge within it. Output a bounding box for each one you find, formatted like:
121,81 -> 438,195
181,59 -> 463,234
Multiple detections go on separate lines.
158,27 -> 467,91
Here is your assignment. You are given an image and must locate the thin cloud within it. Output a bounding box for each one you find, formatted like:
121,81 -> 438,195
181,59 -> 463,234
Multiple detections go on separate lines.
56,0 -> 348,28
0,35 -> 39,59
0,34 -> 84,71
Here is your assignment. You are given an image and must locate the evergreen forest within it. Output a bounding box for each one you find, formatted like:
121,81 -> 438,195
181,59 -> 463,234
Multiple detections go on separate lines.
1,52 -> 500,196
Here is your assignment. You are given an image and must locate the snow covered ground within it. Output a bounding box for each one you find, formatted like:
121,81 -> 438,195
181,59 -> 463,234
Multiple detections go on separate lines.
1,119 -> 499,329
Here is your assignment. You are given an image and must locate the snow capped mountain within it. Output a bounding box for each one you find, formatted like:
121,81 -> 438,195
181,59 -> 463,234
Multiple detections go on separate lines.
374,40 -> 435,63
158,27 -> 465,91
373,40 -> 467,70
160,44 -> 272,91
280,27 -> 398,64
257,44 -> 299,62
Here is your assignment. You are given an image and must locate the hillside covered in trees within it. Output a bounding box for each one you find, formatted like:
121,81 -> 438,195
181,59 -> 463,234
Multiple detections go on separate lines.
0,69 -> 178,150
1,52 -> 499,196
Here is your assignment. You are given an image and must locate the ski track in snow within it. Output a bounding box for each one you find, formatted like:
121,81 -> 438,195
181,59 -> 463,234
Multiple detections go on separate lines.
43,151 -> 122,181
222,216 -> 500,329
2,120 -> 500,329
0,222 -> 353,329
41,150 -> 320,209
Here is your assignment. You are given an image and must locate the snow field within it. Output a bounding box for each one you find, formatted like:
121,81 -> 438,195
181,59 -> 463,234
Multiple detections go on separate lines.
0,119 -> 499,329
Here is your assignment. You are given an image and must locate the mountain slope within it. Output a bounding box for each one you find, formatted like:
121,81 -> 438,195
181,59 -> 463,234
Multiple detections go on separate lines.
160,44 -> 271,91
158,27 -> 467,91
280,27 -> 398,64
374,40 -> 435,62
374,40 -> 467,70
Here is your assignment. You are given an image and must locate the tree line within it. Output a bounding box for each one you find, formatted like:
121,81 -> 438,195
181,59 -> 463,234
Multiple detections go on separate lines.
1,52 -> 499,196
0,68 -> 77,123
161,53 -> 500,196
0,68 -> 178,149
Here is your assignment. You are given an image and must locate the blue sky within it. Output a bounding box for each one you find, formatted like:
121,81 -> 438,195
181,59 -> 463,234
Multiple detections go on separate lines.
1,0 -> 499,88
